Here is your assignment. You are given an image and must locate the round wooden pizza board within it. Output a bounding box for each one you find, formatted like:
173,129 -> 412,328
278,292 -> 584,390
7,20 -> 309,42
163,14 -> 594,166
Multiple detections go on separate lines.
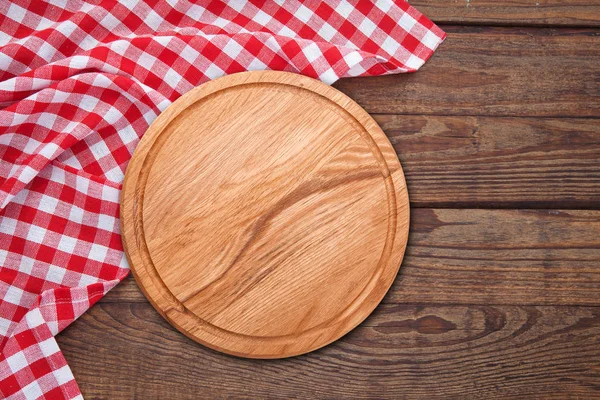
120,71 -> 410,359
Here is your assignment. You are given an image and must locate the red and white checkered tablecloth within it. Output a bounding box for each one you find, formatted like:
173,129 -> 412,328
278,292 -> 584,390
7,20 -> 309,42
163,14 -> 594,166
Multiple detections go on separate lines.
0,1 -> 444,398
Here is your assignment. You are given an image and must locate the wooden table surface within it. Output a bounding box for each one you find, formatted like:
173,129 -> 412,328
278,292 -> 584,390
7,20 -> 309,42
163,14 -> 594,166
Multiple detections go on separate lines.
57,2 -> 600,398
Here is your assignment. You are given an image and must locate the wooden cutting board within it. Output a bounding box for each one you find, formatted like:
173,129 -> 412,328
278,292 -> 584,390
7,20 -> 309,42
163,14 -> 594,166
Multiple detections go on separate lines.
120,71 -> 410,358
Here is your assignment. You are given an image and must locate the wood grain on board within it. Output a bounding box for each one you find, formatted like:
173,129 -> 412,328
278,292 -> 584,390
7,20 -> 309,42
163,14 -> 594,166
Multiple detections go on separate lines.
57,301 -> 600,399
107,209 -> 600,307
411,0 -> 600,27
333,27 -> 600,117
120,71 -> 410,358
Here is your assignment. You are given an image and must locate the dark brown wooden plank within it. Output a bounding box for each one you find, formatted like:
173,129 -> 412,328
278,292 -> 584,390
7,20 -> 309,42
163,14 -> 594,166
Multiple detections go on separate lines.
411,0 -> 600,27
389,209 -> 600,305
333,27 -> 600,117
377,115 -> 600,208
105,209 -> 600,306
57,302 -> 600,399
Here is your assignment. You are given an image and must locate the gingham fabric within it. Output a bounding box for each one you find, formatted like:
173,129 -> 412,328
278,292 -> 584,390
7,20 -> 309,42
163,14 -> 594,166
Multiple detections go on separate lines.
0,1 -> 444,398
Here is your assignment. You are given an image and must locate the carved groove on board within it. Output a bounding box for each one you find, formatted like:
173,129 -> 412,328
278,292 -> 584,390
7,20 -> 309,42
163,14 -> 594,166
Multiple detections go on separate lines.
131,82 -> 400,339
